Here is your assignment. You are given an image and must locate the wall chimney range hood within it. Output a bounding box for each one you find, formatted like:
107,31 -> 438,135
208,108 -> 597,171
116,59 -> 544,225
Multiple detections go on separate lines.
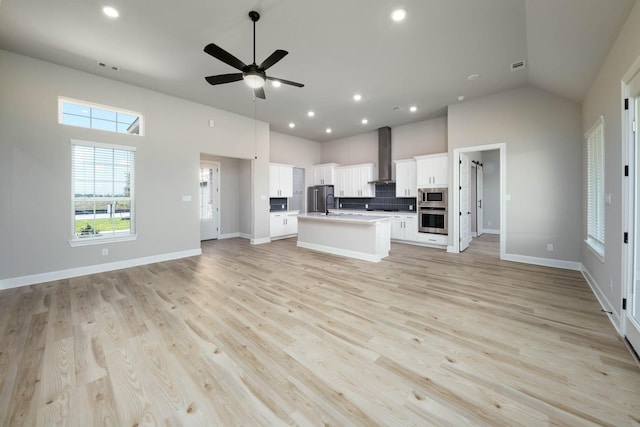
369,126 -> 394,185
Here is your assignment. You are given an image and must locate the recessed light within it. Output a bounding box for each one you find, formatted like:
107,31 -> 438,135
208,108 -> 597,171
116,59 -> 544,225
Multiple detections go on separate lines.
271,80 -> 281,88
288,122 -> 295,128
307,111 -> 315,117
391,8 -> 407,22
409,106 -> 417,112
326,128 -> 332,134
362,119 -> 368,124
353,94 -> 362,101
467,74 -> 480,81
458,95 -> 465,102
102,6 -> 119,18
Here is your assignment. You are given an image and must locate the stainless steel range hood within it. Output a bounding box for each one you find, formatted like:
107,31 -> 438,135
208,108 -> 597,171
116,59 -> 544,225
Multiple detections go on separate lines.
369,126 -> 394,184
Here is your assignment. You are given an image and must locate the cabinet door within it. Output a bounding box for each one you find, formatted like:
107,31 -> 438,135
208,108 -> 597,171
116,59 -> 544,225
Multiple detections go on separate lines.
433,156 -> 448,187
269,165 -> 280,197
313,166 -> 324,186
335,168 -> 346,196
280,166 -> 293,197
321,165 -> 335,185
270,214 -> 284,237
396,161 -> 417,197
403,216 -> 418,242
390,217 -> 404,239
416,158 -> 431,188
284,214 -> 298,235
359,165 -> 376,197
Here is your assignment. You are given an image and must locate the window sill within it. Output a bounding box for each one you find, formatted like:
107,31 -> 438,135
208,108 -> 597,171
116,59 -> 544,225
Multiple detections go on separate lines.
585,238 -> 605,262
69,234 -> 137,247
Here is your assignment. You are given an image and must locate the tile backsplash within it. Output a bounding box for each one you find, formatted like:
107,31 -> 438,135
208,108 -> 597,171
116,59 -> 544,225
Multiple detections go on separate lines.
338,183 -> 416,211
269,198 -> 288,212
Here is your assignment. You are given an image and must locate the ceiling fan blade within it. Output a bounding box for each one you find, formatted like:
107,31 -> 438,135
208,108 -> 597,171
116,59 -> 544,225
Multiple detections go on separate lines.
259,50 -> 288,70
254,87 -> 266,99
267,76 -> 304,88
205,73 -> 244,85
204,43 -> 247,71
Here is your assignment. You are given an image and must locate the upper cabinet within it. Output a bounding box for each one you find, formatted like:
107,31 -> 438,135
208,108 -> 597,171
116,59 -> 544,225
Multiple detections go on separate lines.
335,163 -> 376,198
395,159 -> 417,197
269,163 -> 293,197
415,153 -> 448,188
312,163 -> 338,186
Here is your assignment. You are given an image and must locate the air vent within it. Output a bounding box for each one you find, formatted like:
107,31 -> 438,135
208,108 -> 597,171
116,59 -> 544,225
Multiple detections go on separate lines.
97,61 -> 119,71
511,60 -> 526,71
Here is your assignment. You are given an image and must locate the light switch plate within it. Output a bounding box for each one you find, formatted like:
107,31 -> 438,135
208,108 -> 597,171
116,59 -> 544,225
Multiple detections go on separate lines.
182,195 -> 192,202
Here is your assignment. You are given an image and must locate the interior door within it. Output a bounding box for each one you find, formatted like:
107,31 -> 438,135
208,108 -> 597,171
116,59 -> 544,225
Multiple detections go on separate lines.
626,94 -> 640,353
199,162 -> 219,241
459,153 -> 472,251
477,163 -> 484,237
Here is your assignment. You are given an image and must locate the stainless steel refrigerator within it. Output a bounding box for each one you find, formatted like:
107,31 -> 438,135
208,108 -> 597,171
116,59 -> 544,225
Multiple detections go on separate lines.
307,185 -> 335,213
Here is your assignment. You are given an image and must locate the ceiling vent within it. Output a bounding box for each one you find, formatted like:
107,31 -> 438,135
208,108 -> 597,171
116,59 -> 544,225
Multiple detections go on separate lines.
511,60 -> 526,71
97,61 -> 119,71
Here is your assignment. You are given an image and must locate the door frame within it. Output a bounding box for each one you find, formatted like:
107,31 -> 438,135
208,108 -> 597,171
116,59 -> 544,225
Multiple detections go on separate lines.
450,143 -> 506,258
199,161 -> 220,241
621,56 -> 640,349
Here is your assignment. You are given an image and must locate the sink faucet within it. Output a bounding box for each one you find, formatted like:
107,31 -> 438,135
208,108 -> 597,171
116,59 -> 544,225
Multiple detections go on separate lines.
325,193 -> 335,215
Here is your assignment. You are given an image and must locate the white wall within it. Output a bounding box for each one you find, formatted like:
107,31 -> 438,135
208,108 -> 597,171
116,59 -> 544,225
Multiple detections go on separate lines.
0,50 -> 270,283
582,1 -> 640,324
482,149 -> 501,231
448,85 -> 583,263
320,117 -> 448,174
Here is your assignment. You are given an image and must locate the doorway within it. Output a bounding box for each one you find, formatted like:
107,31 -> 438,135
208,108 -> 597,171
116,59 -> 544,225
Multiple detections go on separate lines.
199,161 -> 220,241
452,143 -> 506,257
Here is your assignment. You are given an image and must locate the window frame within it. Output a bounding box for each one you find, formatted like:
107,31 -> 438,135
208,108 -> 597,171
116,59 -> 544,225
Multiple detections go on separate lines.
58,97 -> 144,136
69,139 -> 137,247
585,115 -> 605,261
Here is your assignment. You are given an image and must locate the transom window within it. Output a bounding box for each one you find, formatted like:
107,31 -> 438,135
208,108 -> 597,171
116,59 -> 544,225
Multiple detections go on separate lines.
585,116 -> 605,259
70,140 -> 136,246
59,97 -> 143,135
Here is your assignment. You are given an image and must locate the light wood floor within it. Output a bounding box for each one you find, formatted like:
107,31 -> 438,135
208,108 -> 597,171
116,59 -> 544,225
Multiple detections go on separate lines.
1,235 -> 639,426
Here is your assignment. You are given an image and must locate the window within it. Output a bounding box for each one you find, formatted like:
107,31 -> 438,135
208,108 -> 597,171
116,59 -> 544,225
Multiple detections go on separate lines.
59,97 -> 143,135
586,116 -> 605,259
70,140 -> 136,246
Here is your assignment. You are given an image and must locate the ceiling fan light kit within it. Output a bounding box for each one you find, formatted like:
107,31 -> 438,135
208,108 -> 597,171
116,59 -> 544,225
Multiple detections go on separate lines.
203,10 -> 304,100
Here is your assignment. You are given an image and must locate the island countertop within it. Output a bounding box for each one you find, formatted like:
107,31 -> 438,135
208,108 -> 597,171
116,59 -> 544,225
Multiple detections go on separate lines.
297,212 -> 391,224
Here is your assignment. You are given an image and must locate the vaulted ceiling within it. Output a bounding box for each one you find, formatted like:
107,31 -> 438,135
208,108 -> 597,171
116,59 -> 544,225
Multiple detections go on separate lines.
0,0 -> 635,141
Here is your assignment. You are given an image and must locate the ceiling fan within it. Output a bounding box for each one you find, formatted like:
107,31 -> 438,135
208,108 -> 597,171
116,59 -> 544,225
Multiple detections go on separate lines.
203,10 -> 304,99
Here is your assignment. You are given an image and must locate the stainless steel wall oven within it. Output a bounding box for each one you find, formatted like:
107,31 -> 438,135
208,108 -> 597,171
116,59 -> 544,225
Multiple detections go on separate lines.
418,188 -> 448,234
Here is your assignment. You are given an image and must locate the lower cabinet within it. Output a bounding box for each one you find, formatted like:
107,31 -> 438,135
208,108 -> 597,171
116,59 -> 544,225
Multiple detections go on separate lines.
270,212 -> 298,239
390,214 -> 417,242
415,232 -> 448,246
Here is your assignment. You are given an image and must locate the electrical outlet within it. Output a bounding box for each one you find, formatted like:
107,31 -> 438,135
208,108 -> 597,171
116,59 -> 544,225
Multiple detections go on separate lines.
409,205 -> 413,210
102,248 -> 108,256
547,244 -> 554,252
339,203 -> 342,208
365,204 -> 368,209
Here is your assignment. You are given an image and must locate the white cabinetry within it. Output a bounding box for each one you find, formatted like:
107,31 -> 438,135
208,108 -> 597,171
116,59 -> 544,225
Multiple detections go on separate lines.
312,163 -> 338,186
270,212 -> 298,239
390,214 -> 418,242
416,154 -> 448,188
416,233 -> 448,246
335,163 -> 376,198
395,159 -> 417,197
269,163 -> 293,197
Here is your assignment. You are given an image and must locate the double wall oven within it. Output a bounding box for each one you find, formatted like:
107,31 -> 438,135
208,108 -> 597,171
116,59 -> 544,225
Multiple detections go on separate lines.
418,188 -> 448,235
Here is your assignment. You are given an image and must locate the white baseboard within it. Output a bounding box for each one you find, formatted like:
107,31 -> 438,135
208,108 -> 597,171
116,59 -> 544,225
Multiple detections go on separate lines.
483,228 -> 500,235
297,241 -> 385,263
502,253 -> 581,271
239,233 -> 251,240
251,237 -> 271,245
472,232 -> 478,238
0,248 -> 202,291
581,264 -> 621,335
446,245 -> 458,253
219,232 -> 240,240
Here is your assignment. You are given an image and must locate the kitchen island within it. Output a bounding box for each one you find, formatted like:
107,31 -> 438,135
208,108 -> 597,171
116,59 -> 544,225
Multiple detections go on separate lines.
296,213 -> 391,262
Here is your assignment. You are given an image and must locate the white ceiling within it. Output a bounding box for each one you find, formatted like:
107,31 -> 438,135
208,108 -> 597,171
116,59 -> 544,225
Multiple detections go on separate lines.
0,0 -> 635,142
